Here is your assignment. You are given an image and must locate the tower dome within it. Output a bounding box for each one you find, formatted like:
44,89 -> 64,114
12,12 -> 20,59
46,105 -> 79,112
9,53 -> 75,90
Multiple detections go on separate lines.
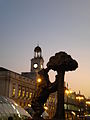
34,46 -> 42,53
34,45 -> 42,58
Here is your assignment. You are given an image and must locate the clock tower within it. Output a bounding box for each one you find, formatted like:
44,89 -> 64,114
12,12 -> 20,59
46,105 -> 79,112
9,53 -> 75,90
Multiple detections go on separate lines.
31,45 -> 44,73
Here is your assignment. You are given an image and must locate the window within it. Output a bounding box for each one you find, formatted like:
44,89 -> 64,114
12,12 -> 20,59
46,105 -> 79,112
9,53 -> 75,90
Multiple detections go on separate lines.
18,86 -> 21,97
22,90 -> 25,98
29,93 -> 32,99
12,87 -> 15,97
18,89 -> 21,97
26,91 -> 29,98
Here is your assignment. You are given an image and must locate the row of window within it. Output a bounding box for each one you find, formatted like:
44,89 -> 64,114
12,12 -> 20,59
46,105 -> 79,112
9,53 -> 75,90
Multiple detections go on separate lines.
12,85 -> 34,99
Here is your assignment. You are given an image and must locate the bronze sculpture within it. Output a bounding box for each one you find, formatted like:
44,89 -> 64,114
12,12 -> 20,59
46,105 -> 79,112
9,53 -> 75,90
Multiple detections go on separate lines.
31,51 -> 78,120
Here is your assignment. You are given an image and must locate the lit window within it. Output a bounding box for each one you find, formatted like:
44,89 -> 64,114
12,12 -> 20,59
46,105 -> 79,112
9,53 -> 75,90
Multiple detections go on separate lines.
22,90 -> 25,97
86,101 -> 90,105
49,97 -> 51,102
18,89 -> 21,97
12,88 -> 15,97
29,93 -> 32,98
53,98 -> 55,103
53,106 -> 54,110
26,91 -> 29,98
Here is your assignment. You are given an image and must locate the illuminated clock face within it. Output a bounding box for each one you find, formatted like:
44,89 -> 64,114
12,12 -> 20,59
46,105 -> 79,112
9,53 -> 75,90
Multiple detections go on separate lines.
33,63 -> 38,68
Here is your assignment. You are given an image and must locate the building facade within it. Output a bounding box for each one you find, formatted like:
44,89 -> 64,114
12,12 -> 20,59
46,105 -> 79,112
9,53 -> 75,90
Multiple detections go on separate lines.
0,67 -> 36,108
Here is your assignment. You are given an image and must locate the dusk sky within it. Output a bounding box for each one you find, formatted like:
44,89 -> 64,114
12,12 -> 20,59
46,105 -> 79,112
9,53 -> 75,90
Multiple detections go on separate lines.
0,0 -> 90,98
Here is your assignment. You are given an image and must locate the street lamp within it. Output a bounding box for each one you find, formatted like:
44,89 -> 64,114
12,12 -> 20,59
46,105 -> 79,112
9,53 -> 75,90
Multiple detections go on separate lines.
37,78 -> 42,89
44,104 -> 48,110
37,78 -> 42,83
